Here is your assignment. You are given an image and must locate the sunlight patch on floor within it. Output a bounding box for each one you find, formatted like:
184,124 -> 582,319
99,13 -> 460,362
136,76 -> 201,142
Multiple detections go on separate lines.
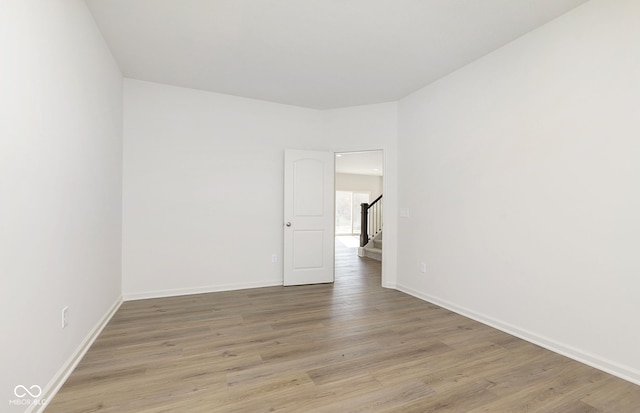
336,236 -> 359,248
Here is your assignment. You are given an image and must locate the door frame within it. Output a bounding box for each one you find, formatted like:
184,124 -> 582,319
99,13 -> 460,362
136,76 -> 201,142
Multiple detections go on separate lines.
332,146 -> 394,288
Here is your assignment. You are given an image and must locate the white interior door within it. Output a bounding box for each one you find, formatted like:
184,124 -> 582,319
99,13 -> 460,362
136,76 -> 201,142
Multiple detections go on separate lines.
284,149 -> 334,286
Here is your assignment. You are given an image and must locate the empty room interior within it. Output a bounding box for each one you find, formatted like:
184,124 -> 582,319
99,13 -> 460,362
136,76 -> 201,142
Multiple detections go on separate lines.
2,0 -> 640,412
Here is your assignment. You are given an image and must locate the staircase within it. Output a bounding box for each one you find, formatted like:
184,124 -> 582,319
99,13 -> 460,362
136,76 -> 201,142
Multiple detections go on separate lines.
358,194 -> 383,261
361,231 -> 382,261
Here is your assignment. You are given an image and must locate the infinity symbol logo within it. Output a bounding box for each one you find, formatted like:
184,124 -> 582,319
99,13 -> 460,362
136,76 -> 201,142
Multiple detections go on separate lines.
14,384 -> 42,398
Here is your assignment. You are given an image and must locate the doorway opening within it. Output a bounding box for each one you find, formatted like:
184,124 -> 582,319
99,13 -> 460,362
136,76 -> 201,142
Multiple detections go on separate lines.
334,150 -> 383,281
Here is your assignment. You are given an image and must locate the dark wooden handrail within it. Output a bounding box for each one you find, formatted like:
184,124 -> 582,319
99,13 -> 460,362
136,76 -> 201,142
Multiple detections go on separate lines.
360,194 -> 383,247
369,194 -> 383,208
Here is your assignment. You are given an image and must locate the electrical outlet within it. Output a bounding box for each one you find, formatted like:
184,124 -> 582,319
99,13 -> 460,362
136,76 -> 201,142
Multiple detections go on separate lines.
420,263 -> 427,273
271,254 -> 278,263
61,306 -> 68,329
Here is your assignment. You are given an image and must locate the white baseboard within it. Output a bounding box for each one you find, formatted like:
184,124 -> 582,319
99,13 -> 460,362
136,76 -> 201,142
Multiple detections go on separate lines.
396,283 -> 640,387
32,296 -> 123,413
122,280 -> 282,301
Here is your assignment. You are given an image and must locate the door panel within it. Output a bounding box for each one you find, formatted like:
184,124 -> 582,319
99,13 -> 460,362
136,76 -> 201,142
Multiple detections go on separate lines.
284,149 -> 334,286
293,159 -> 324,216
293,230 -> 324,269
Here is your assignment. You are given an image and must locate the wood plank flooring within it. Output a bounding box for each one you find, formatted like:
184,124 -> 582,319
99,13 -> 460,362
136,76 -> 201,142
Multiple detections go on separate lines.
46,238 -> 640,412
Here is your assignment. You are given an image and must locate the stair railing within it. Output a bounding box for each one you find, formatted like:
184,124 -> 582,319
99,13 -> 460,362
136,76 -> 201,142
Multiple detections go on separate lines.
360,194 -> 383,247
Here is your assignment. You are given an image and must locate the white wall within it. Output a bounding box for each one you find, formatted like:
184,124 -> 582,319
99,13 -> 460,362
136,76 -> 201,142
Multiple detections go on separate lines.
0,1 -> 123,410
122,80 -> 321,298
397,0 -> 640,384
336,173 -> 383,199
123,82 -> 397,298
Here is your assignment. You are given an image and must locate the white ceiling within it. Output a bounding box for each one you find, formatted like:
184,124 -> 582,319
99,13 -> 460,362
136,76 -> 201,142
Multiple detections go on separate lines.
336,151 -> 383,176
85,0 -> 588,109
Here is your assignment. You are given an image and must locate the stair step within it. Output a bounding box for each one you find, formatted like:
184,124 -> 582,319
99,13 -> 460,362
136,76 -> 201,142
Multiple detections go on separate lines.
373,239 -> 382,248
363,246 -> 382,261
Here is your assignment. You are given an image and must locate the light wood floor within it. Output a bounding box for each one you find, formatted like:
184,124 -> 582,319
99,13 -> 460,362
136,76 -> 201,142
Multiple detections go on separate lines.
47,238 -> 640,412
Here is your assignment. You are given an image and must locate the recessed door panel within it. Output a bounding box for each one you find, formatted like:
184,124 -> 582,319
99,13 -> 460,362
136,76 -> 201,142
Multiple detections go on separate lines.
293,230 -> 324,269
293,159 -> 324,217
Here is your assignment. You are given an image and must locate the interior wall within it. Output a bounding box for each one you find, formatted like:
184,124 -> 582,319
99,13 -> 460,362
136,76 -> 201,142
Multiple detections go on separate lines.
335,173 -> 383,199
122,79 -> 321,298
0,0 -> 123,409
397,0 -> 640,383
122,81 -> 398,298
